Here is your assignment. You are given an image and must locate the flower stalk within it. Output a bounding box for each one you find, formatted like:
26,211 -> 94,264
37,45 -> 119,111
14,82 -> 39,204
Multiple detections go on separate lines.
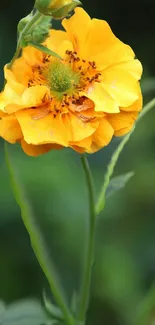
78,156 -> 97,323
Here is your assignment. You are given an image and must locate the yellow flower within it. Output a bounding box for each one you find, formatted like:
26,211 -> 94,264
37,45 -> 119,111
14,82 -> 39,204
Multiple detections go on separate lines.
0,8 -> 142,156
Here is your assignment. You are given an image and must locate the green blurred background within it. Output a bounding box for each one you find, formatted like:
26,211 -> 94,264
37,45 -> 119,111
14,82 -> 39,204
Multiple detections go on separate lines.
0,1 -> 155,325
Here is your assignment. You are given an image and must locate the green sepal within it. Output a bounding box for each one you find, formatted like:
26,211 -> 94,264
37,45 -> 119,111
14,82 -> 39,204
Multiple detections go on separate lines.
21,15 -> 52,47
23,25 -> 50,45
17,13 -> 33,34
28,42 -> 62,59
38,15 -> 52,28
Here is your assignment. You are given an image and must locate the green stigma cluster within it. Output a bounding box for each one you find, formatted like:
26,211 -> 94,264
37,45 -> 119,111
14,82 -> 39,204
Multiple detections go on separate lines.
47,60 -> 80,98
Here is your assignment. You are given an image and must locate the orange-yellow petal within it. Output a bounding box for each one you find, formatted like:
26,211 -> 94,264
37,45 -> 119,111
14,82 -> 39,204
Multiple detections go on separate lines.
71,145 -> 85,153
63,112 -> 98,142
101,69 -> 139,107
57,40 -> 74,58
0,115 -> 23,143
113,59 -> 142,80
21,139 -> 62,156
63,9 -> 135,70
69,135 -> 92,149
83,18 -> 134,63
90,40 -> 135,71
121,84 -> 142,112
3,85 -> 51,113
10,56 -> 31,86
46,30 -> 71,57
107,110 -> 138,136
85,83 -> 119,113
87,118 -> 114,153
16,109 -> 68,146
84,18 -> 117,57
4,104 -> 23,114
47,30 -> 68,46
4,65 -> 26,94
62,7 -> 91,54
0,91 -> 9,112
22,85 -> 50,107
22,46 -> 44,66
1,84 -> 23,108
0,110 -> 6,118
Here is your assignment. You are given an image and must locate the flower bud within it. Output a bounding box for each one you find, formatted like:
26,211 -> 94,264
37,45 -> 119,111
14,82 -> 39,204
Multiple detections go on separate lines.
35,0 -> 81,18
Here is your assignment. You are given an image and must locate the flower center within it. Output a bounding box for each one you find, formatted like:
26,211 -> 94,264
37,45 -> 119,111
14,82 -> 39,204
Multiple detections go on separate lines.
28,51 -> 101,118
47,60 -> 80,98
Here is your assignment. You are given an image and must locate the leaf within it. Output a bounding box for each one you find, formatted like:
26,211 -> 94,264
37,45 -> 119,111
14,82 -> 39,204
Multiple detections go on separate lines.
0,299 -> 47,325
106,172 -> 134,199
0,301 -> 5,321
28,42 -> 62,60
43,291 -> 63,321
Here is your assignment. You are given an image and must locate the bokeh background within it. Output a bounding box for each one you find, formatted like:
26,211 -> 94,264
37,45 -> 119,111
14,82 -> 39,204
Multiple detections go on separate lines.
0,1 -> 155,325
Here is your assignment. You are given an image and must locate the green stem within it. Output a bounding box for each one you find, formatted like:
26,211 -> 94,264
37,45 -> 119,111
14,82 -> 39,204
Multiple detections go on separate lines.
8,10 -> 42,69
137,98 -> 155,122
5,143 -> 75,325
95,131 -> 133,215
78,156 -> 96,323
